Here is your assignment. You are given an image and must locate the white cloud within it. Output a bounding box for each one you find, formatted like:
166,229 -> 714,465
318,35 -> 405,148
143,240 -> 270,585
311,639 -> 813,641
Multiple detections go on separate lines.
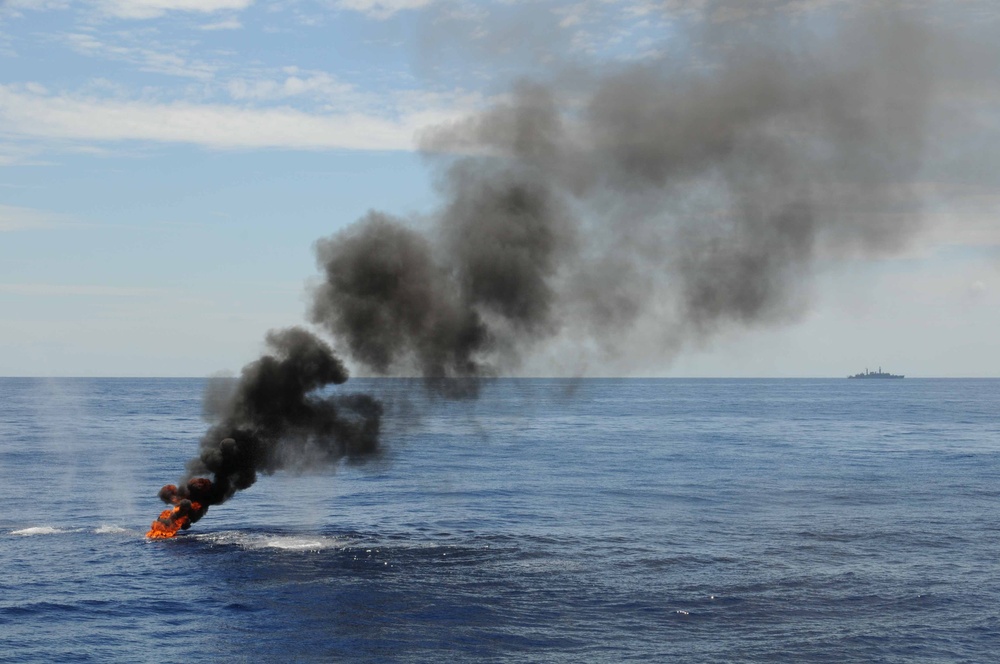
97,0 -> 254,20
198,17 -> 243,30
0,204 -> 71,231
0,142 -> 42,165
336,0 -> 433,20
0,84 -> 467,151
226,69 -> 355,101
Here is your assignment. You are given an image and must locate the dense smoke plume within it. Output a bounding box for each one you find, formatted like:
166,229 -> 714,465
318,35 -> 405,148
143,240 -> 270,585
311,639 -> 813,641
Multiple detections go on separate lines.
310,7 -> 939,388
189,327 -> 382,502
148,328 -> 381,536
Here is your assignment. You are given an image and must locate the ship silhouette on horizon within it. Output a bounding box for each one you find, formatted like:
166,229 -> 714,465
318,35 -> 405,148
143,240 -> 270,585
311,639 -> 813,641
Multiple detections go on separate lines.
848,366 -> 904,379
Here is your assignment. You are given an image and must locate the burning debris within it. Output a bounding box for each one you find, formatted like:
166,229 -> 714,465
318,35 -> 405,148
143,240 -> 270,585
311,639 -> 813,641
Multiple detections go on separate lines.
146,478 -> 212,539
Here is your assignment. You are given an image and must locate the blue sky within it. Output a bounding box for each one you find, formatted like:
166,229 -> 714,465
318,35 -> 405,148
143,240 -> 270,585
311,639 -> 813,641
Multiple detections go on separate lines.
1,0 -> 998,377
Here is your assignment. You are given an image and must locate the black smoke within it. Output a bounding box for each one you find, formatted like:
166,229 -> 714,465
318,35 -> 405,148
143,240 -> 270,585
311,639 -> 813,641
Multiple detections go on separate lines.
154,3 -> 978,527
309,6 -> 943,386
309,164 -> 573,397
181,327 -> 382,508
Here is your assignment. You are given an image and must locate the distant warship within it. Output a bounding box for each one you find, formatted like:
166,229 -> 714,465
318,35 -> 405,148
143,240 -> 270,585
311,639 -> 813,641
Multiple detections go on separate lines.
848,366 -> 904,379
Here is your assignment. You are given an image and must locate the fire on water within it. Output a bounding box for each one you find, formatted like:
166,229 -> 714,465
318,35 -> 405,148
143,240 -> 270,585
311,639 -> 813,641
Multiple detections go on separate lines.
146,478 -> 213,539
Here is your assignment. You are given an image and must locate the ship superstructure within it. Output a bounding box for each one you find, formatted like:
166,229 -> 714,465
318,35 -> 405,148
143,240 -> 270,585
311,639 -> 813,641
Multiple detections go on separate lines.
848,366 -> 904,379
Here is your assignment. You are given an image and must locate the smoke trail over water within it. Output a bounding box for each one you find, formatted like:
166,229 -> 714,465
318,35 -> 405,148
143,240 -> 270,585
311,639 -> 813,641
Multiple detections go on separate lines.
148,329 -> 381,536
189,327 -> 382,503
310,6 -> 942,387
151,3 -> 978,533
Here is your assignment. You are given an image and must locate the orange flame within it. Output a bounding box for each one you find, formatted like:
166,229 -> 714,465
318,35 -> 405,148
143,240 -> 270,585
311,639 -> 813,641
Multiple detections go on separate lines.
146,479 -> 212,539
146,501 -> 202,539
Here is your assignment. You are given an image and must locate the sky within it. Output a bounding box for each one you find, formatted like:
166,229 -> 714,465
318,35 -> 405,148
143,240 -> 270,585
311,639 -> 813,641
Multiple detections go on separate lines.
0,0 -> 998,378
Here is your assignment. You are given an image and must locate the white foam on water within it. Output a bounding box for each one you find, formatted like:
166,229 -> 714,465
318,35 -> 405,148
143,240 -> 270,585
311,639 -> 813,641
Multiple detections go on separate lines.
188,530 -> 347,552
186,531 -> 243,547
260,536 -> 330,551
11,526 -> 67,536
94,525 -> 130,534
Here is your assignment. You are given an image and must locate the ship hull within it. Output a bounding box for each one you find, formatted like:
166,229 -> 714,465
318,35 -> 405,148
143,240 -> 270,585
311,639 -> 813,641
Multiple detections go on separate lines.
847,375 -> 904,379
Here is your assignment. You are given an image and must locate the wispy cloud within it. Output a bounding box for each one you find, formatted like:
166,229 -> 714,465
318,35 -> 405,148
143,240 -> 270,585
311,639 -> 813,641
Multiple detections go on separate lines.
95,0 -> 254,20
198,17 -> 243,30
1,0 -> 253,20
65,32 -> 218,80
225,68 -> 355,102
0,204 -> 72,231
336,0 -> 434,20
0,142 -> 43,165
0,83 -> 468,151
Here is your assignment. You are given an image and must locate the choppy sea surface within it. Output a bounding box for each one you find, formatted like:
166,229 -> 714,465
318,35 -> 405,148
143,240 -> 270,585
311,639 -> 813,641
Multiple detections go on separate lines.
1,377 -> 998,662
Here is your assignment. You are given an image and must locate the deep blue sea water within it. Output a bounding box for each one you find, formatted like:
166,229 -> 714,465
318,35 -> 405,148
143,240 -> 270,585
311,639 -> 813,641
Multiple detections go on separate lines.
1,377 -> 998,662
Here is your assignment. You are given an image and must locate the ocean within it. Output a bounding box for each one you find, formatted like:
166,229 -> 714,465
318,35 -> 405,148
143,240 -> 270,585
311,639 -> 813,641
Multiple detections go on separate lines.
1,377 -> 997,662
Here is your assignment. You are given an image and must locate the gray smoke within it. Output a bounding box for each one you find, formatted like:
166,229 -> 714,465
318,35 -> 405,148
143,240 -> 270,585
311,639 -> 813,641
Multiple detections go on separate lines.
309,5 -> 950,388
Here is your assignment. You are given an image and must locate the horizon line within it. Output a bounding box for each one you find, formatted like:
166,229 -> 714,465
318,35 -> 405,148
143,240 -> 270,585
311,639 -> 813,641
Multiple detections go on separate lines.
1,375 -> 997,380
